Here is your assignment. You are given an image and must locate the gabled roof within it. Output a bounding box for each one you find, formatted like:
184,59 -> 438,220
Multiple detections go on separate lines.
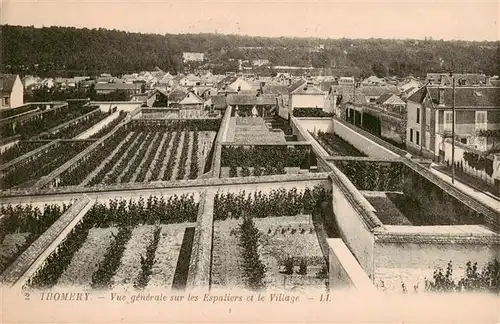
226,94 -> 277,106
319,80 -> 338,92
376,93 -> 405,105
215,75 -> 239,90
168,87 -> 188,103
360,86 -> 390,97
261,84 -> 289,95
288,79 -> 307,93
407,87 -> 427,103
0,74 -> 19,93
211,95 -> 227,110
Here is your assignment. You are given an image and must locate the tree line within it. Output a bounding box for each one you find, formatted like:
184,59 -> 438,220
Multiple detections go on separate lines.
2,24 -> 499,78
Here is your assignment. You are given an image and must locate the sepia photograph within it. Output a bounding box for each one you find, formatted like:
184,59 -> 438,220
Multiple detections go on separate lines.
0,0 -> 499,322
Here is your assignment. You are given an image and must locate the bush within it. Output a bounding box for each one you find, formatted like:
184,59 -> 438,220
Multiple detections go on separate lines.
293,108 -> 333,118
283,257 -> 294,275
425,260 -> 500,293
239,215 -> 266,291
298,259 -> 307,275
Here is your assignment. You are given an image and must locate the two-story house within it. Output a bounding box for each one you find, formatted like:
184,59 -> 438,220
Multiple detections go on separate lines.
0,74 -> 24,109
406,86 -> 500,160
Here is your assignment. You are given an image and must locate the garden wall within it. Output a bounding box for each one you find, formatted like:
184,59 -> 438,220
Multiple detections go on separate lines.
402,165 -> 487,226
442,139 -> 498,186
93,102 -> 141,113
187,190 -> 212,290
373,235 -> 500,291
327,238 -> 376,292
332,118 -> 399,159
74,111 -> 120,140
210,106 -> 232,178
329,170 -> 379,279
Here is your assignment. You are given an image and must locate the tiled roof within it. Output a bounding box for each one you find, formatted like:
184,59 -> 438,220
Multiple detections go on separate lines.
427,86 -> 500,108
288,79 -> 307,93
360,86 -> 390,97
216,75 -> 238,89
319,81 -> 337,92
94,83 -> 141,90
0,74 -> 18,93
168,87 -> 188,103
227,94 -> 276,106
210,95 -> 227,110
261,84 -> 289,95
407,86 -> 426,103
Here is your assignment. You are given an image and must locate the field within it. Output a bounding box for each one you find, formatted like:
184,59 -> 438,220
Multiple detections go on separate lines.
212,215 -> 328,291
56,120 -> 218,187
0,141 -> 91,190
0,203 -> 70,273
313,131 -> 365,157
26,195 -> 198,291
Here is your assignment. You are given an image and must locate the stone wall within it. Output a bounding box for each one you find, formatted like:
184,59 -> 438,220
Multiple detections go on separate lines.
332,118 -> 399,159
373,239 -> 500,292
329,170 -> 378,279
328,238 -> 376,292
187,190 -> 212,290
402,165 -> 486,226
74,111 -> 120,139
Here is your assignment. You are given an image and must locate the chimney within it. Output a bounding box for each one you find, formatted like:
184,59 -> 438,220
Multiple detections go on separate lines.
438,87 -> 445,106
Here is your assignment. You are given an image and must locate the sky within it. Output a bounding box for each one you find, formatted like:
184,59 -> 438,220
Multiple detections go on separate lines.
1,0 -> 499,41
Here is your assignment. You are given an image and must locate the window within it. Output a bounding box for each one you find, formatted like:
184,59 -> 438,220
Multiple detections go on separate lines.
4,97 -> 10,106
475,111 -> 487,130
416,131 -> 420,145
416,108 -> 420,124
444,111 -> 453,131
409,128 -> 414,142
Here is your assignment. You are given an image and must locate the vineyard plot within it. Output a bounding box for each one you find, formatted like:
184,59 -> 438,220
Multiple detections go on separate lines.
0,203 -> 70,274
58,128 -> 217,187
26,195 -> 199,290
0,141 -> 91,190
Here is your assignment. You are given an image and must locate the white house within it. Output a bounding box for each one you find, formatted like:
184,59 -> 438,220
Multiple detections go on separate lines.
288,79 -> 325,115
1,74 -> 24,109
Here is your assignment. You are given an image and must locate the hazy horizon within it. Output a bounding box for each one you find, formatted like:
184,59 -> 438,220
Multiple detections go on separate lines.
2,0 -> 498,42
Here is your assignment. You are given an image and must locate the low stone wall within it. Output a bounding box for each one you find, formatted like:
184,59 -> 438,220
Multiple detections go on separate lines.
210,106 -> 233,178
0,172 -> 331,200
328,238 -> 376,292
187,190 -> 212,290
74,111 -> 120,139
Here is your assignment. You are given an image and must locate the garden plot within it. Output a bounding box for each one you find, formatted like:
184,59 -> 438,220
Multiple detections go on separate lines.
255,215 -> 326,290
147,223 -> 195,289
212,215 -> 327,291
111,225 -> 156,289
57,227 -> 118,288
0,233 -> 31,270
211,219 -> 247,290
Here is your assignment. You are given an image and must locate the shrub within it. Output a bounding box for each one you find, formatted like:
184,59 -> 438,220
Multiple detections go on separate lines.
283,257 -> 294,275
298,259 -> 307,275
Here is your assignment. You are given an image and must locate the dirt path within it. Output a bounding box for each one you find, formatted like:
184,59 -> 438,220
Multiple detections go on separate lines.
183,131 -> 194,180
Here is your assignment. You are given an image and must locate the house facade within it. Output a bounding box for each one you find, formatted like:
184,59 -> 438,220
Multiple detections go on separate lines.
406,86 -> 500,160
288,80 -> 325,116
0,74 -> 24,109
